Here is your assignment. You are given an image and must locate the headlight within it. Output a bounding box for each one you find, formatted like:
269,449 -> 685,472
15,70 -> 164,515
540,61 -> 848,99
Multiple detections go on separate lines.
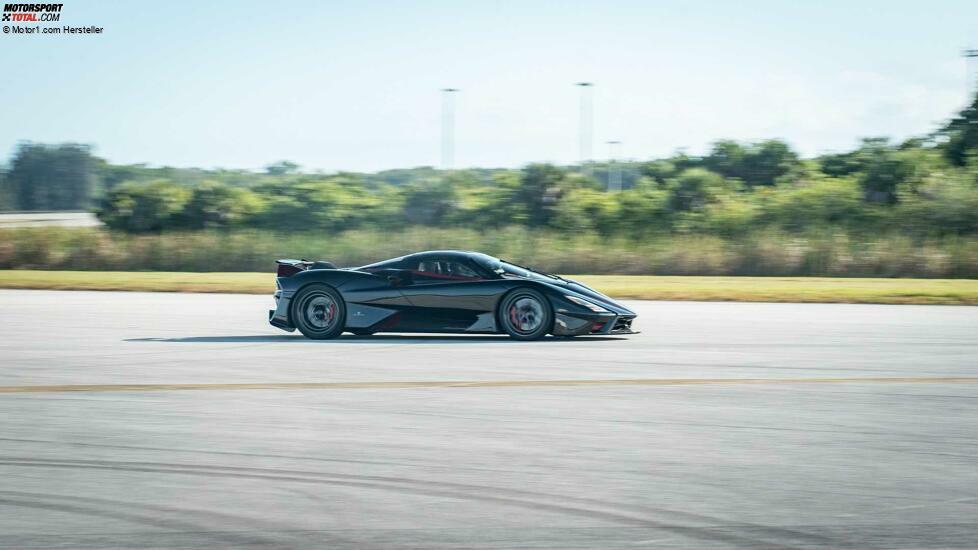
564,295 -> 608,313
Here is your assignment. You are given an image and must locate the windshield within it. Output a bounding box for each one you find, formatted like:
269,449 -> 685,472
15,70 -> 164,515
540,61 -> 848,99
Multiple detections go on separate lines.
355,256 -> 407,271
471,253 -> 559,282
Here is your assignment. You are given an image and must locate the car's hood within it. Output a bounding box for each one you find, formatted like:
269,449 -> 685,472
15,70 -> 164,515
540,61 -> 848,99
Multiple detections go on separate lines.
541,277 -> 635,315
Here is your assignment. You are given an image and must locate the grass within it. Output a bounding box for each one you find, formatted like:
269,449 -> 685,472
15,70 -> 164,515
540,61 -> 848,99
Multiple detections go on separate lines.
4,227 -> 978,278
1,270 -> 977,305
574,275 -> 978,305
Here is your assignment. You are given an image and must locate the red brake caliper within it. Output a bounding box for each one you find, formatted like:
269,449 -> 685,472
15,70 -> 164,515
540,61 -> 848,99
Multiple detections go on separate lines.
510,306 -> 521,331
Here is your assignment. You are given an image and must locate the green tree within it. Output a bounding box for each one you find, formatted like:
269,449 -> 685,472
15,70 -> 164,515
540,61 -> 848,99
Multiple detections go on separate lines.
746,140 -> 800,186
265,161 -> 301,176
553,187 -> 621,234
612,179 -> 671,236
666,168 -> 730,212
896,175 -> 978,235
855,138 -> 912,203
253,176 -> 396,231
401,178 -> 458,226
6,143 -> 97,210
449,172 -> 523,227
699,195 -> 760,236
517,164 -> 568,227
0,166 -> 10,210
761,177 -> 865,231
179,181 -> 265,229
703,140 -> 746,181
704,139 -> 799,187
638,159 -> 678,186
818,151 -> 861,177
97,180 -> 192,232
941,92 -> 978,167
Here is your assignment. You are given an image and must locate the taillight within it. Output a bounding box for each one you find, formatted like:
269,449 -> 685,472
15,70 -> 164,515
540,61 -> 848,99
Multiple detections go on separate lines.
277,264 -> 302,277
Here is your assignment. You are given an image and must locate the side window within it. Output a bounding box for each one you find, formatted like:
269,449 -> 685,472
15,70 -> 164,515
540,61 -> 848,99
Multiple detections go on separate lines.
416,260 -> 438,273
446,262 -> 481,278
414,259 -> 483,282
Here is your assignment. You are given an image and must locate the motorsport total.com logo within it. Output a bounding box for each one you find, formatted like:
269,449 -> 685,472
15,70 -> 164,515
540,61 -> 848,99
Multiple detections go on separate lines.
2,3 -> 63,22
3,3 -> 103,35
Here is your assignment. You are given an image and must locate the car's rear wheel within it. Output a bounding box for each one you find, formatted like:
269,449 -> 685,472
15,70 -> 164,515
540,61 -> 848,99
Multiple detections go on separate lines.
292,284 -> 346,340
498,289 -> 552,341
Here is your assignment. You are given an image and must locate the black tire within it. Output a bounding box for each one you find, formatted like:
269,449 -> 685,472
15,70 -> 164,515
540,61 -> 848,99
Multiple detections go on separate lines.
349,329 -> 376,336
498,288 -> 553,341
291,284 -> 346,340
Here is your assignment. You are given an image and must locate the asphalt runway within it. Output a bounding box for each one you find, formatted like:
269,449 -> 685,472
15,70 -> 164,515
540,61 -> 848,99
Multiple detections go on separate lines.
1,289 -> 977,548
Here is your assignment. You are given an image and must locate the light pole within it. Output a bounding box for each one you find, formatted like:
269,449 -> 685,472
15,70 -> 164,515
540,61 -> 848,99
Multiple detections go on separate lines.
575,82 -> 594,174
441,88 -> 460,169
606,140 -> 622,192
965,49 -> 978,99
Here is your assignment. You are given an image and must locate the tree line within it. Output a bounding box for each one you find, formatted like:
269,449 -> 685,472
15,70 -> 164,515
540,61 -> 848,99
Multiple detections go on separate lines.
1,93 -> 976,239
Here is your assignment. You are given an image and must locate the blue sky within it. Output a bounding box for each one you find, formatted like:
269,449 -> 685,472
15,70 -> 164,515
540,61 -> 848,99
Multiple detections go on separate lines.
1,0 -> 976,172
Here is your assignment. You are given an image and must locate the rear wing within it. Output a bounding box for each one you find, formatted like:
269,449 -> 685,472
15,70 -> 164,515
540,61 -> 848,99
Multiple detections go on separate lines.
276,259 -> 338,277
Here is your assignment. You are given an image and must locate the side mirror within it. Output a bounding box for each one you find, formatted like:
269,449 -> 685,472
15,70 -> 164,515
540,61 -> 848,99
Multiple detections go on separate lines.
387,274 -> 402,287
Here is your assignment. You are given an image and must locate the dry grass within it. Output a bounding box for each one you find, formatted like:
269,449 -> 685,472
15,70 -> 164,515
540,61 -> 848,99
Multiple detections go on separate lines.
1,270 -> 977,305
571,275 -> 978,305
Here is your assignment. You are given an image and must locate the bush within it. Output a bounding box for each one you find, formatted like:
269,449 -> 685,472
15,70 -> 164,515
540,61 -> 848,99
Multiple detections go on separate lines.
97,180 -> 191,232
760,177 -> 865,231
666,168 -> 731,212
897,177 -> 978,236
2,227 -> 977,278
179,181 -> 264,229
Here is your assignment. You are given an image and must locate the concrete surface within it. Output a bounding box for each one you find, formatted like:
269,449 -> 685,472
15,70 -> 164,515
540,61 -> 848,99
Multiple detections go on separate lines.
0,212 -> 101,228
1,289 -> 977,548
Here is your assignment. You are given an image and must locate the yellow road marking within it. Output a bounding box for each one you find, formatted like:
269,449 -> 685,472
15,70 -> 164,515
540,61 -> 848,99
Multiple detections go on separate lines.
1,377 -> 978,394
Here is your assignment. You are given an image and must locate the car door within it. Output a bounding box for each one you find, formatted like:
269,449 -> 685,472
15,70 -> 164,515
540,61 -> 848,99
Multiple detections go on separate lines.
394,256 -> 499,332
328,269 -> 412,331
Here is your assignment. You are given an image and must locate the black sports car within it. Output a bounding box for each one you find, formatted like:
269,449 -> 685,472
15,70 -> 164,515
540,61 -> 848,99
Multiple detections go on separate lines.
269,250 -> 637,340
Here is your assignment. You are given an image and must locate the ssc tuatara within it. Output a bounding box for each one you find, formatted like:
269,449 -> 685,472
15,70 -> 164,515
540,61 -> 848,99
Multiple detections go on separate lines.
269,250 -> 637,340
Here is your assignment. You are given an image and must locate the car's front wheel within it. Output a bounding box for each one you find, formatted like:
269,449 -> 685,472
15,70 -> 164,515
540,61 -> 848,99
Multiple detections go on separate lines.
292,284 -> 346,340
498,289 -> 552,341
